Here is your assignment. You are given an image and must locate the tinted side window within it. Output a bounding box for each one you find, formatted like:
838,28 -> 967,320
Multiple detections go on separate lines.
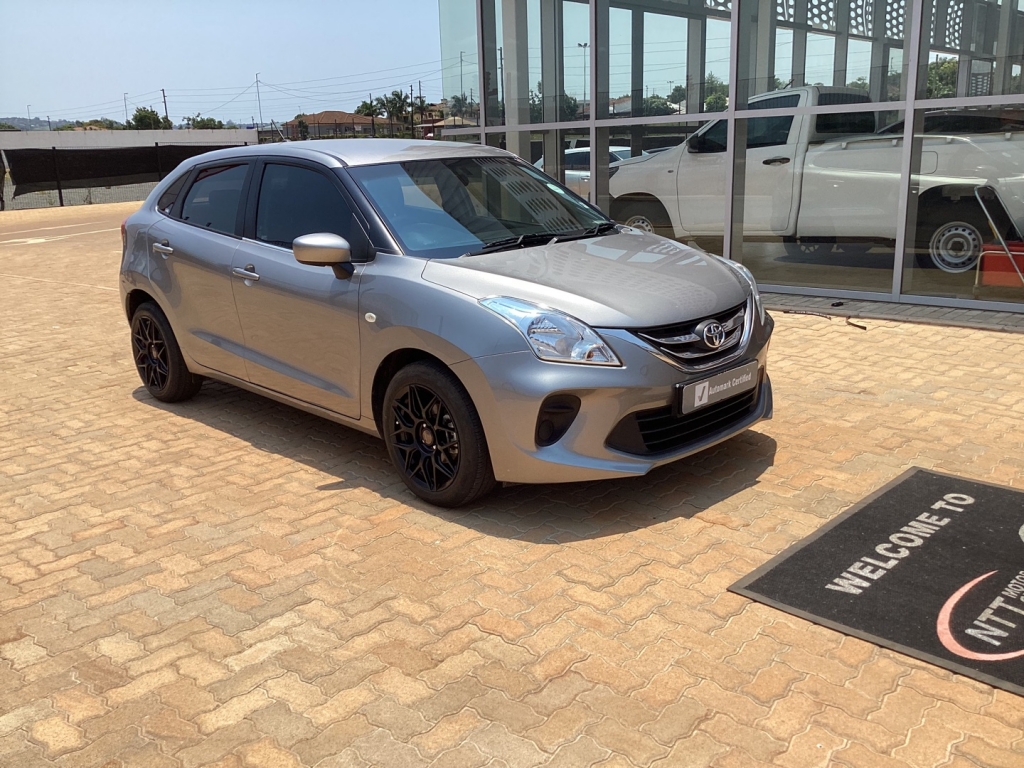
748,94 -> 801,110
696,121 -> 727,152
180,164 -> 248,235
747,116 -> 795,148
255,164 -> 354,249
565,151 -> 590,170
157,172 -> 188,215
815,112 -> 876,135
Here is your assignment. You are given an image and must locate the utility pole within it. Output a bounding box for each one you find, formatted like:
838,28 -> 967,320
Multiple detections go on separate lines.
418,81 -> 424,134
577,43 -> 589,106
123,93 -> 129,126
498,46 -> 504,110
27,105 -> 31,120
161,88 -> 169,121
46,116 -> 52,131
255,73 -> 264,128
410,84 -> 414,136
460,51 -> 464,98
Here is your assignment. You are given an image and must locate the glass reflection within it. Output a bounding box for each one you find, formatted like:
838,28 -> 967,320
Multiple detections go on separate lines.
919,0 -> 1024,100
735,107 -> 902,292
736,0 -> 909,105
903,105 -> 1024,304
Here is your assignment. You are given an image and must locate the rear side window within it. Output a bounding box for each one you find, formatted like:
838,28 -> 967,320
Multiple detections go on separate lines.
564,151 -> 590,170
157,172 -> 188,215
255,163 -> 356,249
815,112 -> 877,135
180,164 -> 248,235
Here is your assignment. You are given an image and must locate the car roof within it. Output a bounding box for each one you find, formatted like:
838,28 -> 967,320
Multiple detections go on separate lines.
182,138 -> 513,169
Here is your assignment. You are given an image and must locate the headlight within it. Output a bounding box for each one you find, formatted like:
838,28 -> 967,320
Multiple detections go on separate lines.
479,297 -> 621,366
721,259 -> 765,324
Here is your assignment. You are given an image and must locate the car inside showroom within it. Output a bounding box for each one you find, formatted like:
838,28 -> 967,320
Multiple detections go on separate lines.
438,0 -> 1024,312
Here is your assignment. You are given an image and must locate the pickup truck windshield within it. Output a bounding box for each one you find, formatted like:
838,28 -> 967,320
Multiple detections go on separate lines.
348,157 -> 609,259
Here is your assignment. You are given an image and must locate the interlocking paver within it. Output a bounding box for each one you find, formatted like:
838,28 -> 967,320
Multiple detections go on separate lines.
3,202 -> 1024,765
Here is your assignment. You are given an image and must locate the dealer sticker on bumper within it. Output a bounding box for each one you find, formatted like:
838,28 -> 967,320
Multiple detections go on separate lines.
677,361 -> 759,415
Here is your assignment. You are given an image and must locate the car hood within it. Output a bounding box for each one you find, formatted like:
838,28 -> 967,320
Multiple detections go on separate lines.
421,229 -> 748,328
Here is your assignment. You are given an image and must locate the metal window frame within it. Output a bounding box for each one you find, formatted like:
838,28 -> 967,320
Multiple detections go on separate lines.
449,0 -> 1024,314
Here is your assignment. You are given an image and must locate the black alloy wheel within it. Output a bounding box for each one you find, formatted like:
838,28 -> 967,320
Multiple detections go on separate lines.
382,361 -> 496,507
132,314 -> 169,392
129,302 -> 203,403
390,383 -> 461,493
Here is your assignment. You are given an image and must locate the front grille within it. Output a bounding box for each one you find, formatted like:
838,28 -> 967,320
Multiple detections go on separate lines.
632,301 -> 747,369
606,374 -> 761,456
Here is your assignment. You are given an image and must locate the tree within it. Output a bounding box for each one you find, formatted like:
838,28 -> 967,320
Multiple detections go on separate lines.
127,106 -> 172,130
355,100 -> 381,117
926,57 -> 958,99
702,73 -> 729,112
704,92 -> 728,112
296,118 -> 309,140
376,90 -> 411,135
668,85 -> 686,105
183,113 -> 224,129
642,95 -> 676,116
0,122 -> 18,131
847,76 -> 869,92
447,93 -> 470,118
527,83 -> 578,122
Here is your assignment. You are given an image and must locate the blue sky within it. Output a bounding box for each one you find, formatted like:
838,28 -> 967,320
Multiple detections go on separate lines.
0,0 -> 443,124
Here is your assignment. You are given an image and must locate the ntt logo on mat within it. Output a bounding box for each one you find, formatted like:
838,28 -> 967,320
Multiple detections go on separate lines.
937,570 -> 1024,661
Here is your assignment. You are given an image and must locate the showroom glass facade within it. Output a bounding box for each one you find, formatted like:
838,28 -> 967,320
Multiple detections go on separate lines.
439,0 -> 1024,310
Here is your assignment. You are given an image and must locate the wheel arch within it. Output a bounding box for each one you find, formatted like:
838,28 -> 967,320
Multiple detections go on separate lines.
609,193 -> 669,223
125,288 -> 160,322
371,348 -> 453,436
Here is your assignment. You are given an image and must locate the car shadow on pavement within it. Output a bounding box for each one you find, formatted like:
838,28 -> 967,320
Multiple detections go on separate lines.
134,380 -> 776,543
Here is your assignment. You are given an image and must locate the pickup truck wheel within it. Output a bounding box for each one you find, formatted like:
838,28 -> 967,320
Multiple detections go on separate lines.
383,361 -> 496,508
916,213 -> 985,273
783,237 -> 835,259
617,201 -> 672,237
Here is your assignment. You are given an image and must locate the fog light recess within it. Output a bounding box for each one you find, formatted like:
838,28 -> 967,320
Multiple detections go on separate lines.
535,394 -> 582,447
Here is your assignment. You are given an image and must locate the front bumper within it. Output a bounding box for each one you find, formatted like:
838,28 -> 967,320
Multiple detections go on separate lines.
451,313 -> 774,484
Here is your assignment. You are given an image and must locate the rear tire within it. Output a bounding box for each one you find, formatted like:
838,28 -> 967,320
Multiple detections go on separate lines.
130,302 -> 203,403
383,361 -> 496,507
915,206 -> 986,273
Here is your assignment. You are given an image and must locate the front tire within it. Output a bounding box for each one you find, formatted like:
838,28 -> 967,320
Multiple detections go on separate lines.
616,200 -> 673,238
130,302 -> 203,402
383,361 -> 496,507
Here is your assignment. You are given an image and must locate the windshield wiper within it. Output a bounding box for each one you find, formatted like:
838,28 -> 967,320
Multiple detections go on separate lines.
463,232 -> 557,256
550,221 -> 619,243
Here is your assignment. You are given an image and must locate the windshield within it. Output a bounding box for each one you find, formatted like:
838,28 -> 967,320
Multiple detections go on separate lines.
348,156 -> 610,258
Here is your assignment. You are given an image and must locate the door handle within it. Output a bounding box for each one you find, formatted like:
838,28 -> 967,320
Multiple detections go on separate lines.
762,156 -> 791,166
232,265 -> 260,282
152,242 -> 174,255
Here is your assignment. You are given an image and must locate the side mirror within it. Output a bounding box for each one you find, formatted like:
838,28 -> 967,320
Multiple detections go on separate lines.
293,232 -> 352,266
686,134 -> 703,153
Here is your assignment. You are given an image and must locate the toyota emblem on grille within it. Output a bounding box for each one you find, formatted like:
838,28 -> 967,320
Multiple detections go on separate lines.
697,320 -> 727,349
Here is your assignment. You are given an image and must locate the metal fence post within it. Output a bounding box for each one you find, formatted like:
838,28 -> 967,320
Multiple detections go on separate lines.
51,147 -> 64,207
155,142 -> 163,180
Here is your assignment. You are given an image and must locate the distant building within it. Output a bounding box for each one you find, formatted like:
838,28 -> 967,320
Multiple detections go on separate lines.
280,111 -> 377,140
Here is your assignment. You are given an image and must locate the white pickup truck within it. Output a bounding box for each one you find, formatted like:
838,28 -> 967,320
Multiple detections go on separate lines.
608,86 -> 1024,273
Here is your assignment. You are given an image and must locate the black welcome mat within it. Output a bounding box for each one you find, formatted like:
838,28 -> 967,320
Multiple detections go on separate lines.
731,468 -> 1024,696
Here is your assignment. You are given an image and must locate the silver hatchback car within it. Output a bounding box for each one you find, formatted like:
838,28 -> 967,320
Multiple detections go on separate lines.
120,139 -> 773,506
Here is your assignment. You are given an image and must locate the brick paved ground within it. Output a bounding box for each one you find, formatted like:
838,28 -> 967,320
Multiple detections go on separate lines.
2,203 -> 1023,767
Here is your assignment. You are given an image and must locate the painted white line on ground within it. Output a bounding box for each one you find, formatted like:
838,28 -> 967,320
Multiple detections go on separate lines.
0,228 -> 119,246
0,273 -> 118,292
0,221 -> 104,236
